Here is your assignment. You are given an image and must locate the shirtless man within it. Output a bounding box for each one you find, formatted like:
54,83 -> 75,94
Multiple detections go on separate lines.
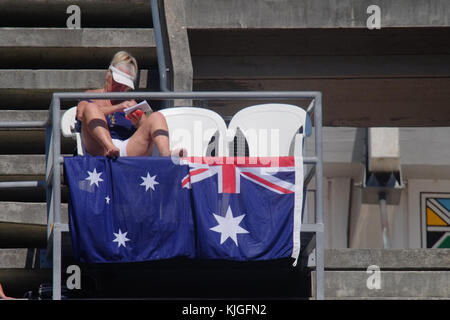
76,51 -> 175,158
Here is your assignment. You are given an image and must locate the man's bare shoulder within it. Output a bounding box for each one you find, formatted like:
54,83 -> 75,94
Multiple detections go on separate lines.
78,89 -> 103,105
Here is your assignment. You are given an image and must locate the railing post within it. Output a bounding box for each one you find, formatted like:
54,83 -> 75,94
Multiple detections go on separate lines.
315,93 -> 323,226
314,93 -> 325,300
51,95 -> 62,300
151,0 -> 172,107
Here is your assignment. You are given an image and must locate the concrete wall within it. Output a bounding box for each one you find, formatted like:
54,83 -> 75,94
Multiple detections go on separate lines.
3,0 -> 449,29
184,0 -> 450,29
186,6 -> 450,127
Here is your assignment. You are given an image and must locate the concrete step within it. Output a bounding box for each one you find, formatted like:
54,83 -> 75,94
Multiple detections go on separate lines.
0,249 -> 40,268
0,186 -> 49,203
311,270 -> 450,299
0,69 -> 149,90
0,222 -> 47,248
0,202 -> 69,248
0,28 -> 156,68
0,155 -> 46,179
311,249 -> 450,299
0,154 -> 70,202
0,110 -> 51,122
0,110 -> 76,155
0,202 -> 68,226
324,248 -> 450,270
0,154 -> 72,203
0,130 -> 75,155
0,0 -> 151,28
0,69 -> 150,109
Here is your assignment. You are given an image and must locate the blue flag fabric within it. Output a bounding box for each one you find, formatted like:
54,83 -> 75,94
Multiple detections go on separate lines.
64,156 -> 301,263
64,156 -> 195,263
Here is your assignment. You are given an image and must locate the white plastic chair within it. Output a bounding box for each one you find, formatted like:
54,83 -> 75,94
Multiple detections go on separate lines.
226,103 -> 310,157
159,107 -> 228,156
61,106 -> 85,155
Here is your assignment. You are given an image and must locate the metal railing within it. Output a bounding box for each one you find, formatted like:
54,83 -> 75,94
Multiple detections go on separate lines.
3,90 -> 324,300
151,0 -> 169,92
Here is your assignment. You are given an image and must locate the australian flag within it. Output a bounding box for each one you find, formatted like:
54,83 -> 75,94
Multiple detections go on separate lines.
182,156 -> 303,262
64,156 -> 303,264
64,156 -> 195,263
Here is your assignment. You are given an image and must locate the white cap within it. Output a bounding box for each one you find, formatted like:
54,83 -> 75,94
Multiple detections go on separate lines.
109,65 -> 136,89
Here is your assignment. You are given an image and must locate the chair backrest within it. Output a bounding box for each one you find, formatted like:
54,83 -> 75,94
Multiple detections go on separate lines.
61,106 -> 85,155
159,107 -> 228,156
227,103 -> 309,157
61,106 -> 77,138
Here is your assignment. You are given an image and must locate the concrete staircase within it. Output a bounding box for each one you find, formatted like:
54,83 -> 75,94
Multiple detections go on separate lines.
311,249 -> 450,299
0,0 -> 157,298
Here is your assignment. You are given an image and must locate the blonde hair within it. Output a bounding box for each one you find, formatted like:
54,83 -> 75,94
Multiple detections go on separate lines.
110,51 -> 138,78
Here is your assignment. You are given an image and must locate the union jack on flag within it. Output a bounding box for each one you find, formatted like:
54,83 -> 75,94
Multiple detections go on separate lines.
181,157 -> 296,194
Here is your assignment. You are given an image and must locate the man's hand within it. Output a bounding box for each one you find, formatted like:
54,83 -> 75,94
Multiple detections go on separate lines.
118,99 -> 137,111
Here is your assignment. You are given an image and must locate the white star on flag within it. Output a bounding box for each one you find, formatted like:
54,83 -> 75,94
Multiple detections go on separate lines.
140,172 -> 159,191
210,206 -> 249,246
105,196 -> 110,204
113,229 -> 130,248
85,168 -> 104,187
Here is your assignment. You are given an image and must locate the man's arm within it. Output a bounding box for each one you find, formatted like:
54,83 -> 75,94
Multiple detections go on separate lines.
76,99 -> 137,122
